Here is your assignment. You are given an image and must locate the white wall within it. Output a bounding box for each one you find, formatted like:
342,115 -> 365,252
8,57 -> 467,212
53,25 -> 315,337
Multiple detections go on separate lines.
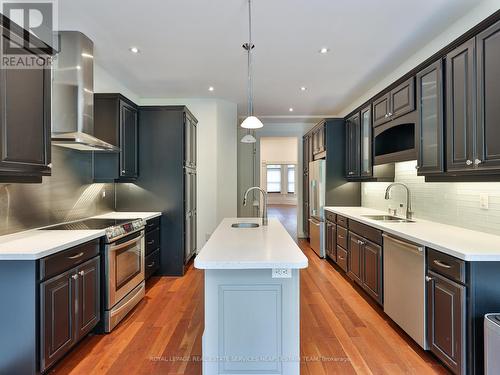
140,98 -> 238,249
340,0 -> 500,116
260,137 -> 298,205
362,161 -> 500,236
94,63 -> 140,102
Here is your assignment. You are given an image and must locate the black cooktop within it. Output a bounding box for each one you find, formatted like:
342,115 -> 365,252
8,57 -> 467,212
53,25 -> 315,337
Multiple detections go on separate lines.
45,218 -> 132,231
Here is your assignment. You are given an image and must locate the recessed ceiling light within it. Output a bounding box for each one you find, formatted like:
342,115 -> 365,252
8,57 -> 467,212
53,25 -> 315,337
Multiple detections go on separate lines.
289,108 -> 294,112
208,86 -> 214,92
319,47 -> 329,54
129,47 -> 140,54
300,86 -> 307,91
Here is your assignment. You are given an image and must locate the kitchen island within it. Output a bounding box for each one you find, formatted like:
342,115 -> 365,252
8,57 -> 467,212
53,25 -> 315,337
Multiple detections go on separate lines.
195,218 -> 308,375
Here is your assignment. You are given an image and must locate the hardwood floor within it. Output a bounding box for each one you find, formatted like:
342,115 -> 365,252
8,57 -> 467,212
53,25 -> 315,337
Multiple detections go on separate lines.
52,241 -> 448,375
268,204 -> 297,240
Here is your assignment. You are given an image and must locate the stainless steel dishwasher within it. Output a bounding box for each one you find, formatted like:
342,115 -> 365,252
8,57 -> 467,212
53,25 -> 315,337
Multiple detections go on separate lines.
383,234 -> 427,349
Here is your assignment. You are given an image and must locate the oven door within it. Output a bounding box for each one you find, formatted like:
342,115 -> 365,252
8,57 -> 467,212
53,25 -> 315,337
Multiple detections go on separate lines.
106,230 -> 145,309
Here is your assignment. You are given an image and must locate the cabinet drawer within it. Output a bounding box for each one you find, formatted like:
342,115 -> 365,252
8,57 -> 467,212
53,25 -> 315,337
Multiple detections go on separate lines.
325,210 -> 336,222
349,220 -> 383,245
145,228 -> 160,255
428,249 -> 466,284
336,215 -> 348,228
145,249 -> 160,280
337,226 -> 348,249
39,239 -> 100,281
146,217 -> 160,233
337,246 -> 348,272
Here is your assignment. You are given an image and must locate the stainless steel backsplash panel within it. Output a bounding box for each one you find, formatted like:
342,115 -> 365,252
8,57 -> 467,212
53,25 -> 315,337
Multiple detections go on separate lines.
0,147 -> 114,235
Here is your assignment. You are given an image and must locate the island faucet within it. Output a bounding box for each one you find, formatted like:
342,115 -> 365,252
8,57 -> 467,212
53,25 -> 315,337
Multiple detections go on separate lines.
243,187 -> 268,226
384,182 -> 413,220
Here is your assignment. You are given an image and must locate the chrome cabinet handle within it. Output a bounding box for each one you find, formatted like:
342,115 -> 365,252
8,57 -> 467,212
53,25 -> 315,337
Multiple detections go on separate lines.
68,252 -> 84,260
425,276 -> 433,282
357,240 -> 365,245
147,240 -> 154,245
474,159 -> 482,165
466,159 -> 473,166
338,235 -> 344,239
433,259 -> 452,269
71,274 -> 78,280
78,271 -> 85,276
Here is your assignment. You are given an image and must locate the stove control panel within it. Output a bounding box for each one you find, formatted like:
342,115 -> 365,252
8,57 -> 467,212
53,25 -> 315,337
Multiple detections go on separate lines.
105,219 -> 146,241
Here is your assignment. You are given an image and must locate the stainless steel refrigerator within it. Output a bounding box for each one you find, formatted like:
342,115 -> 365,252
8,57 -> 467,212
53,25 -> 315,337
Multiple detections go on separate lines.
309,159 -> 326,258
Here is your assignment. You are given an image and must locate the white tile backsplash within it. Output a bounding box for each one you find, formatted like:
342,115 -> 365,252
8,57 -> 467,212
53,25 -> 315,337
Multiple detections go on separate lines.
362,160 -> 500,235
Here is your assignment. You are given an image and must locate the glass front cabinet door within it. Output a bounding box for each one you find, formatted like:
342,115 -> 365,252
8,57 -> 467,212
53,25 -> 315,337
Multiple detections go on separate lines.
416,60 -> 444,175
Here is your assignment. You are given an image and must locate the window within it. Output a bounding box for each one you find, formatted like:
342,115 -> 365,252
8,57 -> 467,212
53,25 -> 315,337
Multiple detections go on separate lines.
287,165 -> 295,193
265,163 -> 297,194
266,164 -> 281,193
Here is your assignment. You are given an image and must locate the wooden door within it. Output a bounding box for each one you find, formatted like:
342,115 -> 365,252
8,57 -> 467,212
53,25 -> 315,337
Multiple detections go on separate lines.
76,258 -> 100,340
446,38 -> 475,173
476,20 -> 500,171
416,60 -> 445,175
373,93 -> 391,127
426,271 -> 466,375
0,33 -> 51,176
362,240 -> 382,304
346,113 -> 360,178
119,100 -> 138,178
348,232 -> 363,285
40,269 -> 76,372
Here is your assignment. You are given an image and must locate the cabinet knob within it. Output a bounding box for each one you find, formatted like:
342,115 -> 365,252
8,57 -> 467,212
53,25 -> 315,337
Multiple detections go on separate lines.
122,169 -> 126,173
78,271 -> 85,276
425,276 -> 433,282
466,159 -> 473,166
71,274 -> 78,280
415,165 -> 420,170
384,114 -> 389,118
474,159 -> 482,166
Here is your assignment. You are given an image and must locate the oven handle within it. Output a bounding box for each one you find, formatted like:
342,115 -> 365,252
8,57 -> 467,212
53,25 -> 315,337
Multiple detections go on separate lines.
109,233 -> 144,252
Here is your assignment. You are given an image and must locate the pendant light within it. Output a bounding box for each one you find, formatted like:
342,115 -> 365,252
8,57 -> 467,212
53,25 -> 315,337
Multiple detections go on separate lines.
240,0 -> 263,130
241,131 -> 257,143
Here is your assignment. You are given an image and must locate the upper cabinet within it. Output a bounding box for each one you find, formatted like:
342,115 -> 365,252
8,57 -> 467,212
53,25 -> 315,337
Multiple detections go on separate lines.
345,113 -> 360,178
416,59 -> 444,175
446,38 -> 475,173
446,20 -> 500,175
0,18 -> 53,181
184,112 -> 197,169
360,105 -> 373,177
94,94 -> 138,181
311,122 -> 326,159
373,77 -> 415,127
476,20 -> 500,171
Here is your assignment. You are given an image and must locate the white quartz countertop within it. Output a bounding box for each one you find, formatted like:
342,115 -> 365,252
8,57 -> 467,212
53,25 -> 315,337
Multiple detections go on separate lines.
194,218 -> 308,269
0,211 -> 162,261
325,206 -> 500,261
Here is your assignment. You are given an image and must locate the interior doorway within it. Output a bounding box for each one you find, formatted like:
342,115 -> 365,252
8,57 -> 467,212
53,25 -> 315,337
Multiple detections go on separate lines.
260,137 -> 298,240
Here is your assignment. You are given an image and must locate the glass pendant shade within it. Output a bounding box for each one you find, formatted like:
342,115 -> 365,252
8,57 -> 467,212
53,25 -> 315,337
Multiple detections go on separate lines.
241,115 -> 263,129
241,133 -> 257,143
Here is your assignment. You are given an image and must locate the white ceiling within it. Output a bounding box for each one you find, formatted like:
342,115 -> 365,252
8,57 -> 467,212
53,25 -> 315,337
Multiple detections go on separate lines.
59,0 -> 480,117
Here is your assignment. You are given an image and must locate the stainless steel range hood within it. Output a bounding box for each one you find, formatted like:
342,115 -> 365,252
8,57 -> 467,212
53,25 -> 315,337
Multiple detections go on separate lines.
52,31 -> 119,152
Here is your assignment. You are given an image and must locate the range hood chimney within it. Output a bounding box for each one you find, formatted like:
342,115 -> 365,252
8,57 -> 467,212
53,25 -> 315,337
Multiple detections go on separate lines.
52,31 -> 119,152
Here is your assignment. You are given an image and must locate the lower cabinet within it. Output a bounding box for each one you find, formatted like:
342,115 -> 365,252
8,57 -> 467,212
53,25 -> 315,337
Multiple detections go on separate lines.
40,256 -> 100,372
347,231 -> 383,305
325,220 -> 337,261
145,217 -> 161,280
426,271 -> 465,375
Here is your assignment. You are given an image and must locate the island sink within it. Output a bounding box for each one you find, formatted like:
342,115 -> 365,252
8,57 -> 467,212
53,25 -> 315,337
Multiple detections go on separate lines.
231,222 -> 259,228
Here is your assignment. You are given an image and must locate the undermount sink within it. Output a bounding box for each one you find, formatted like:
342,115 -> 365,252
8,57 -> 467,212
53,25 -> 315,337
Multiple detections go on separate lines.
231,223 -> 260,228
362,215 -> 415,223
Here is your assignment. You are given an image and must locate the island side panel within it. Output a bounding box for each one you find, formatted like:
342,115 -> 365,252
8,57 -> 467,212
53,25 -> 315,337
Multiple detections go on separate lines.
203,268 -> 300,375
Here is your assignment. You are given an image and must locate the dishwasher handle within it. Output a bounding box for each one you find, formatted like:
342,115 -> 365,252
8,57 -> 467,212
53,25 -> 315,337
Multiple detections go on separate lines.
382,233 -> 424,255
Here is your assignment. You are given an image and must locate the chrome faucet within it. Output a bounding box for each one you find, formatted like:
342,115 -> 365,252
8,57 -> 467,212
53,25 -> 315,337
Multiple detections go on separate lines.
243,187 -> 268,226
384,183 -> 413,220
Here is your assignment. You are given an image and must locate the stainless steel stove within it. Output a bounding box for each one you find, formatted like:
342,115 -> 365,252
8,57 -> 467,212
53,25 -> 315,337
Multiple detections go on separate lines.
46,217 -> 147,332
46,218 -> 146,243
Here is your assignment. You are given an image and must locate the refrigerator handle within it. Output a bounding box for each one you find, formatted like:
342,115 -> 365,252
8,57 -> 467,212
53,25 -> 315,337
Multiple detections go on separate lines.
310,179 -> 316,216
